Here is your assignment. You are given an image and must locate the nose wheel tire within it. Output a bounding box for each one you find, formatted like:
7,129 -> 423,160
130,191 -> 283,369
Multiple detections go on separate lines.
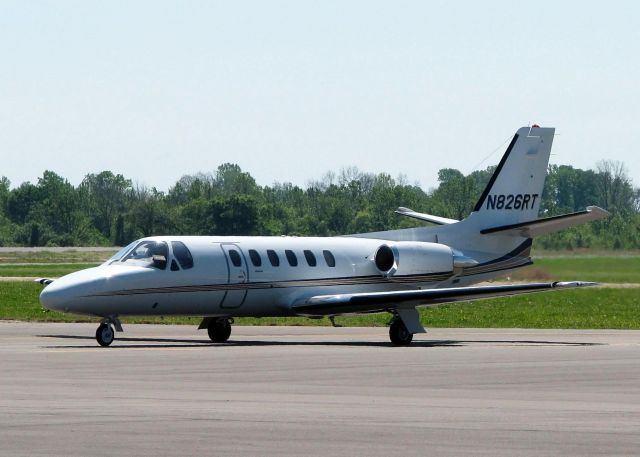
207,318 -> 232,343
96,323 -> 115,347
389,319 -> 413,346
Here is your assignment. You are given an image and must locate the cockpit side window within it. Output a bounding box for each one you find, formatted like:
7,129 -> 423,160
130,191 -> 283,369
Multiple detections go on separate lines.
121,241 -> 169,270
171,241 -> 194,270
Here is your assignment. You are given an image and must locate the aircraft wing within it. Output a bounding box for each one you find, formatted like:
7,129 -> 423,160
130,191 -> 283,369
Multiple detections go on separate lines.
292,281 -> 595,316
34,278 -> 55,285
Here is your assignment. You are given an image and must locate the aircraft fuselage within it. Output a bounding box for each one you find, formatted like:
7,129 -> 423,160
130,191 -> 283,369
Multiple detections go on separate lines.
40,235 -> 460,318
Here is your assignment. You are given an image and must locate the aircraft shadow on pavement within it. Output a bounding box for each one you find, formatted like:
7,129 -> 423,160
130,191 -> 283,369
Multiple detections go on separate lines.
37,334 -> 604,349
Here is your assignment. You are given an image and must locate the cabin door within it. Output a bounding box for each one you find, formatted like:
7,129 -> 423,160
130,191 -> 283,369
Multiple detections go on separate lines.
220,243 -> 248,308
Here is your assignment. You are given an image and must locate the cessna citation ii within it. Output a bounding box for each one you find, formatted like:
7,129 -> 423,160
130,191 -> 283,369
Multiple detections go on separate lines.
38,126 -> 608,346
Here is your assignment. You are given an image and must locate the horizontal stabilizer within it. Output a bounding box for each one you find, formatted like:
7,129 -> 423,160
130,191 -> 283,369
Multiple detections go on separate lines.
395,207 -> 458,225
480,206 -> 609,237
293,281 -> 595,316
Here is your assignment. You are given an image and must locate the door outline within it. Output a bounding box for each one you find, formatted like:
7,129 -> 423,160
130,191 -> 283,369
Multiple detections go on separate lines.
220,243 -> 249,309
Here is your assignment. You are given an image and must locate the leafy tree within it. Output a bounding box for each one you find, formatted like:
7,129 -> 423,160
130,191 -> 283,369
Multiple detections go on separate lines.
0,159 -> 637,249
595,160 -> 636,214
206,195 -> 259,235
125,186 -> 176,240
80,171 -> 132,240
214,163 -> 259,196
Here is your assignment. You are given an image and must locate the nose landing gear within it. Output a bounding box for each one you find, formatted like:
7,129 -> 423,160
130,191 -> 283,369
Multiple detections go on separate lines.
96,323 -> 115,347
95,317 -> 123,347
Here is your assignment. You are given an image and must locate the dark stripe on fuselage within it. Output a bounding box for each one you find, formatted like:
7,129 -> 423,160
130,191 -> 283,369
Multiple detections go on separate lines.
86,239 -> 534,298
86,271 -> 455,297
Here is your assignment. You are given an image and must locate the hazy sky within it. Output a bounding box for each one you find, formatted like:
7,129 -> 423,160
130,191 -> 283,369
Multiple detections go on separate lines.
1,1 -> 639,192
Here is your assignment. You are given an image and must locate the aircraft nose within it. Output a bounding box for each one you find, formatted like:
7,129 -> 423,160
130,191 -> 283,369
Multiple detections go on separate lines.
39,283 -> 70,311
39,269 -> 105,312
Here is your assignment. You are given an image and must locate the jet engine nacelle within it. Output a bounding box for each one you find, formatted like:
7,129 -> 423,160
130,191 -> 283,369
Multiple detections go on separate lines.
373,241 -> 454,278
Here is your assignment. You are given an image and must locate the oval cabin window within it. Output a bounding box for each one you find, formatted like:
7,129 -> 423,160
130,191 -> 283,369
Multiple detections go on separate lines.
248,249 -> 262,267
285,250 -> 298,267
304,250 -> 317,267
228,249 -> 242,267
323,250 -> 336,267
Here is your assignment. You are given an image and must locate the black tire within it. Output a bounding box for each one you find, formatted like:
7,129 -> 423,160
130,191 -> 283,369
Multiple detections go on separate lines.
207,318 -> 232,343
96,323 -> 114,347
389,320 -> 413,346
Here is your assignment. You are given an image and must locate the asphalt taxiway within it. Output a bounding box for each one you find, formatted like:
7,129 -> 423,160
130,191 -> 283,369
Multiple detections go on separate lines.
1,322 -> 640,456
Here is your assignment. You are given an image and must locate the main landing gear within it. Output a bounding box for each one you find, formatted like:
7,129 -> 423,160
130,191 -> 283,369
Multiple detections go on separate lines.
207,318 -> 233,343
95,317 -> 123,347
389,318 -> 413,346
387,308 -> 424,346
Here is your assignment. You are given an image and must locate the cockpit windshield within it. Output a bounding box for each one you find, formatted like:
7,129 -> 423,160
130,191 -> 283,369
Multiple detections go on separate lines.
104,241 -> 137,266
119,240 -> 169,269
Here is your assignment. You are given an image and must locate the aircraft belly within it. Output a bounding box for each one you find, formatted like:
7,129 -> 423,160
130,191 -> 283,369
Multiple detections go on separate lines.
74,290 -> 228,317
72,278 -> 448,318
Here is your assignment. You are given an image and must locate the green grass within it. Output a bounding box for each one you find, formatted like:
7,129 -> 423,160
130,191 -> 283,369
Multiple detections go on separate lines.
0,263 -> 100,278
511,257 -> 640,283
2,282 -> 639,329
1,250 -> 638,329
420,289 -> 640,329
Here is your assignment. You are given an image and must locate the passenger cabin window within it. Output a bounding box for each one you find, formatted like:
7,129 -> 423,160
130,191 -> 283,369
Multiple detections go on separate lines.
304,250 -> 317,267
267,250 -> 280,267
285,250 -> 298,267
323,250 -> 336,267
171,241 -> 194,270
228,249 -> 242,267
121,240 -> 168,270
248,249 -> 262,267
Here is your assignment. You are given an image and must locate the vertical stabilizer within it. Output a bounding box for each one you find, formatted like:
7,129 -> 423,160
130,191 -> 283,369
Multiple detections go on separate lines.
467,126 -> 555,228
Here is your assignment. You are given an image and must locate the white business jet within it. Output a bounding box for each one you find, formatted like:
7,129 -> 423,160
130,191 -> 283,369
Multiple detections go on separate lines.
38,126 -> 608,346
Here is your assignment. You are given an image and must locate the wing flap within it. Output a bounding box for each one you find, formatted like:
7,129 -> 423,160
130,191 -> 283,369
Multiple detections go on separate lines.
293,281 -> 595,316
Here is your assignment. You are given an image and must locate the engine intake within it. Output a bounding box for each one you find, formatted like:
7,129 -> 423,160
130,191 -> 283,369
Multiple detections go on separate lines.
374,244 -> 396,273
372,242 -> 454,278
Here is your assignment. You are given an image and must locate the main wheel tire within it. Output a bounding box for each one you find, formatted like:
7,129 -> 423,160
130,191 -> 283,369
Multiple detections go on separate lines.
389,320 -> 413,346
207,318 -> 232,343
96,323 -> 114,347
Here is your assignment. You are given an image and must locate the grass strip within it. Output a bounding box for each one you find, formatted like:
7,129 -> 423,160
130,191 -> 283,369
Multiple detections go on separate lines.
0,263 -> 100,278
2,283 -> 639,329
510,256 -> 640,283
0,250 -> 116,264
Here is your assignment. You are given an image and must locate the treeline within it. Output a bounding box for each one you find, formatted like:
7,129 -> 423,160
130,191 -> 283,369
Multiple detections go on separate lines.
0,161 -> 638,249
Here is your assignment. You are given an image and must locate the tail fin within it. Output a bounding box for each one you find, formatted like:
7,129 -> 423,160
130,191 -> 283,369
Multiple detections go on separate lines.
467,125 -> 554,227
